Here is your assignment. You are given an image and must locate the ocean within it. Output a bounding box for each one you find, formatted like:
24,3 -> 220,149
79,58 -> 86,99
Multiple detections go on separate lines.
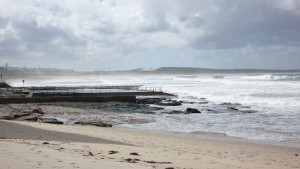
9,73 -> 300,144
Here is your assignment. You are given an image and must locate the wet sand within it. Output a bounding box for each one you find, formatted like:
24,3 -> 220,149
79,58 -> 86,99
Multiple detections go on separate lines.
1,120 -> 299,169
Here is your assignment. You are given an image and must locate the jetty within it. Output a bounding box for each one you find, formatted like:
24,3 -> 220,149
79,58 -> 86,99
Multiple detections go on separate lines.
0,82 -> 173,104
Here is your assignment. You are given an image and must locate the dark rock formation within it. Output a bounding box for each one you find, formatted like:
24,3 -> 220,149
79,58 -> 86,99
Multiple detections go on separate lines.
137,98 -> 165,104
12,111 -> 32,118
74,120 -> 112,127
17,114 -> 40,121
186,108 -> 201,113
228,107 -> 239,111
32,108 -> 45,114
0,114 -> 14,120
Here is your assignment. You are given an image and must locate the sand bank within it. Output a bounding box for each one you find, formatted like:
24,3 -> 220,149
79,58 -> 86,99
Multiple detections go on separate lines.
0,120 -> 299,169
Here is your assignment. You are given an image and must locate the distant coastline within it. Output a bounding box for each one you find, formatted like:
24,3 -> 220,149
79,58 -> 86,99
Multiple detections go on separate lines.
1,66 -> 300,79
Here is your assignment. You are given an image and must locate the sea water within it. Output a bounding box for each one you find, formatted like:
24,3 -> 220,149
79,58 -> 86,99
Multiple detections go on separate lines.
9,73 -> 300,144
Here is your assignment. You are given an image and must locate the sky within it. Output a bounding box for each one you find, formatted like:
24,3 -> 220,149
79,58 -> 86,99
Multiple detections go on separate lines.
0,0 -> 300,71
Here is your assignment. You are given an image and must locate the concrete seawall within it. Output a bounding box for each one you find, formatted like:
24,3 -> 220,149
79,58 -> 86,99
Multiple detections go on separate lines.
32,91 -> 174,97
0,96 -> 136,104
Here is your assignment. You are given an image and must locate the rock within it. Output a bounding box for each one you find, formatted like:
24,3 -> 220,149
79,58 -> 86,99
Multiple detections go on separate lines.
163,110 -> 187,114
137,98 -> 165,104
240,110 -> 257,113
198,101 -> 208,104
32,108 -> 44,114
74,120 -> 112,127
39,117 -> 64,124
0,114 -> 14,120
220,102 -> 241,106
17,114 -> 39,121
149,107 -> 164,111
42,142 -> 50,145
12,111 -> 32,118
157,100 -> 182,106
220,102 -> 232,105
186,108 -> 201,113
228,107 -> 239,111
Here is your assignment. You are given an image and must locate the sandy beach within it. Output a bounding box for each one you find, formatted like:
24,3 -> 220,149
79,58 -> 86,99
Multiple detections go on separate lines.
1,120 -> 299,169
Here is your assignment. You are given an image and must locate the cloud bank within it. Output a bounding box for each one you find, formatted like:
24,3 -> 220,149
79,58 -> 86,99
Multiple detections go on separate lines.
0,0 -> 300,70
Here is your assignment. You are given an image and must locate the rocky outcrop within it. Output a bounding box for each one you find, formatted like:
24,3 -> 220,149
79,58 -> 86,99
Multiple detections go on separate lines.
156,100 -> 182,106
0,114 -> 14,120
228,107 -> 239,111
32,108 -> 45,114
74,120 -> 112,127
137,98 -> 165,104
17,114 -> 39,121
186,108 -> 201,113
39,117 -> 63,124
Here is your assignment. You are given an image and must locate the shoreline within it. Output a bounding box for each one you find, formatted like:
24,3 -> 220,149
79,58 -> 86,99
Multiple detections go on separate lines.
1,120 -> 299,169
115,125 -> 300,149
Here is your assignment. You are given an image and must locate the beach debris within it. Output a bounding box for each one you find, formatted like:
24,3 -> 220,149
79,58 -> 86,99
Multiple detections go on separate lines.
295,154 -> 298,156
88,151 -> 94,156
42,142 -> 50,145
165,167 -> 175,169
130,152 -> 140,156
39,117 -> 64,124
109,150 -> 119,154
124,158 -> 140,163
144,160 -> 172,164
83,151 -> 94,156
74,120 -> 112,127
186,108 -> 201,114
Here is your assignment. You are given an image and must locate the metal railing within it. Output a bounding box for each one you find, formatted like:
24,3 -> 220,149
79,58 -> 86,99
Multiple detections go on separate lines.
27,85 -> 163,96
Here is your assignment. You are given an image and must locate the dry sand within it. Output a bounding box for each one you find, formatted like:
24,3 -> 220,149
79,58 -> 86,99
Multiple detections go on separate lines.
0,120 -> 299,169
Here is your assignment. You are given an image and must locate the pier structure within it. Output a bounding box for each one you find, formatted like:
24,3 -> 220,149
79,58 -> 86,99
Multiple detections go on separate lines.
0,84 -> 173,104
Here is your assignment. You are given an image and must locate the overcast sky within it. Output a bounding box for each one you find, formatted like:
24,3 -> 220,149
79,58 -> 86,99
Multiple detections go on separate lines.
0,0 -> 300,70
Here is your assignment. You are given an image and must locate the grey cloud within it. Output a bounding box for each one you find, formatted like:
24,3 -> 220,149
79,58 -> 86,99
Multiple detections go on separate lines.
0,0 -> 299,70
189,0 -> 300,49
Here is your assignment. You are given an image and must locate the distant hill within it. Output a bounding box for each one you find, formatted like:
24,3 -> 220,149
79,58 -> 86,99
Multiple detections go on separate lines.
1,66 -> 300,79
148,67 -> 300,74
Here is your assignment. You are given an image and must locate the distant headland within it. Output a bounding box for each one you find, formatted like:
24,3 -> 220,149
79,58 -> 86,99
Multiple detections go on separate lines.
1,65 -> 300,79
